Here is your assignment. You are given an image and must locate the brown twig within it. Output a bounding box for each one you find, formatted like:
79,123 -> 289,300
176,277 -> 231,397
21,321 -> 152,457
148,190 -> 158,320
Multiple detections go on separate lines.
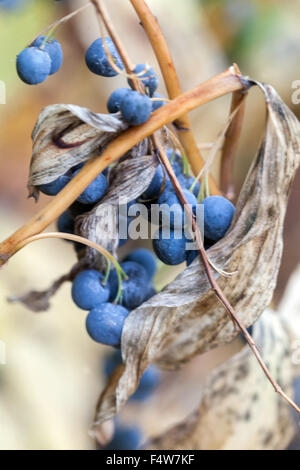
220,65 -> 248,201
129,0 -> 220,195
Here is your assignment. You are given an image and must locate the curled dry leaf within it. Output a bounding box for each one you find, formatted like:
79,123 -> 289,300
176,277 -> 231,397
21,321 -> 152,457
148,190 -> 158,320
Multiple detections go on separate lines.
76,140 -> 156,270
93,82 -> 300,426
147,309 -> 295,450
28,104 -> 127,199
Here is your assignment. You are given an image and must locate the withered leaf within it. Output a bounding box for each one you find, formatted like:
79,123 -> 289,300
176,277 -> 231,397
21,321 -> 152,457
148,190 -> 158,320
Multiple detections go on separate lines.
28,105 -> 127,198
93,82 -> 300,426
76,141 -> 156,270
147,309 -> 295,450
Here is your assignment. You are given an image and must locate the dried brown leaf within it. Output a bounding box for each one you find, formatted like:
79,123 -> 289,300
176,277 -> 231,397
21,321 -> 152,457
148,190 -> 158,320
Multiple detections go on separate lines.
147,309 -> 295,450
28,105 -> 127,198
93,83 -> 300,425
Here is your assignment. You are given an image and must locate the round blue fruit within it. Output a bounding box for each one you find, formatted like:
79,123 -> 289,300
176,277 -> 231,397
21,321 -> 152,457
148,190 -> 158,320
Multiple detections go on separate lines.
201,195 -> 235,241
108,261 -> 149,310
105,425 -> 142,450
86,303 -> 129,347
39,172 -> 71,196
124,248 -> 157,280
73,170 -> 107,204
85,37 -> 123,77
153,227 -> 188,265
128,63 -> 158,96
186,238 -> 215,266
107,88 -> 130,113
166,148 -> 184,176
152,93 -> 166,111
32,36 -> 63,75
72,269 -> 110,310
16,47 -> 51,85
120,91 -> 152,126
158,188 -> 197,228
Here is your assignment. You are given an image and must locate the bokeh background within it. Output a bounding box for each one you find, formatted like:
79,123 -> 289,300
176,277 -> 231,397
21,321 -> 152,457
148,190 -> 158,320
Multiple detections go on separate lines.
0,0 -> 300,450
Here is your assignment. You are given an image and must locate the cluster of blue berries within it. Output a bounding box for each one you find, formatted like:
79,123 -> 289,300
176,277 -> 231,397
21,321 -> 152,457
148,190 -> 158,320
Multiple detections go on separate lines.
17,35 -> 63,85
85,37 -> 164,126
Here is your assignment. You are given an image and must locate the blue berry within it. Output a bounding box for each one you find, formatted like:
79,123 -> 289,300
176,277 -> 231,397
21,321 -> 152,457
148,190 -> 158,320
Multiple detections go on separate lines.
57,211 -> 74,234
201,195 -> 235,241
128,64 -> 158,96
72,269 -> 110,310
39,172 -> 71,196
120,90 -> 152,126
158,188 -> 197,228
124,248 -> 157,280
105,425 -> 142,450
166,148 -> 184,176
16,47 -> 51,85
86,303 -> 129,347
108,261 -> 149,310
152,93 -> 166,111
107,88 -> 130,113
73,170 -> 107,204
32,36 -> 63,75
144,285 -> 157,301
85,37 -> 123,77
153,227 -> 188,265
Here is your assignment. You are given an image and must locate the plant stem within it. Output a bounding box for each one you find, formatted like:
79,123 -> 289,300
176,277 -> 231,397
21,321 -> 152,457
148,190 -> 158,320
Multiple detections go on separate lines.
220,77 -> 248,201
129,0 -> 220,195
28,2 -> 92,46
0,68 -> 245,266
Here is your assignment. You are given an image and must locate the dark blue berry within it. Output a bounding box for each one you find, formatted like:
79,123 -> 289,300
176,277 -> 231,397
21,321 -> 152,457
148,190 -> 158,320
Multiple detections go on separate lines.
186,238 -> 215,266
85,37 -> 123,77
124,248 -> 157,280
128,64 -> 158,96
73,170 -> 107,204
72,269 -> 110,310
201,195 -> 235,241
32,36 -> 63,75
153,227 -> 188,265
120,90 -> 152,126
39,173 -> 71,196
107,88 -> 130,113
86,303 -> 129,347
16,47 -> 51,85
108,261 -> 149,310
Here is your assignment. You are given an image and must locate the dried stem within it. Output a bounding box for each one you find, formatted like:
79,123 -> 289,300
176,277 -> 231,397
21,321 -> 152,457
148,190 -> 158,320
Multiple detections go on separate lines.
220,68 -> 248,200
129,0 -> 220,195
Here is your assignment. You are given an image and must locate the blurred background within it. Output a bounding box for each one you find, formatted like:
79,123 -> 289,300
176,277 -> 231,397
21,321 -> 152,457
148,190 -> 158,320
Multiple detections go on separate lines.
0,0 -> 300,450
